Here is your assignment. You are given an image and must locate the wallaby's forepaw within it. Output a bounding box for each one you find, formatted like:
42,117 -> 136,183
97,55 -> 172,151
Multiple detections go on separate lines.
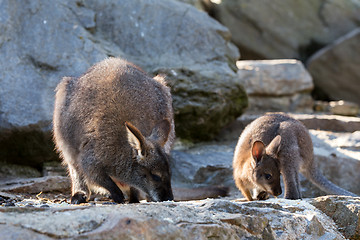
256,191 -> 270,200
71,192 -> 87,204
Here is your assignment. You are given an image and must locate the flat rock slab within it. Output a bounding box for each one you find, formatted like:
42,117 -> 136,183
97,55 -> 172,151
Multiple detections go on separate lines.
0,176 -> 70,194
218,113 -> 360,141
1,196 -> 358,239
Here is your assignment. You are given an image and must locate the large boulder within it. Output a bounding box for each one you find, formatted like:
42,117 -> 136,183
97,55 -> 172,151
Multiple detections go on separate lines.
0,0 -> 247,167
307,28 -> 360,105
236,59 -> 314,113
209,0 -> 360,60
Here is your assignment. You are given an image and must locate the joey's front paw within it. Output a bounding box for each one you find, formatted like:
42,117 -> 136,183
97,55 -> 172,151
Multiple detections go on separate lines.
256,191 -> 270,200
71,192 -> 87,204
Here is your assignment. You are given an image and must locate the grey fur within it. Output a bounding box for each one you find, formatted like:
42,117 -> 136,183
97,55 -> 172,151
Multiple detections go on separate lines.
53,58 -> 175,204
233,113 -> 358,200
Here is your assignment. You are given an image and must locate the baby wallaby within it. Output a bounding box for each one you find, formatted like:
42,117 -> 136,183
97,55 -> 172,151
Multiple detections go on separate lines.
233,113 -> 358,201
53,58 -> 175,204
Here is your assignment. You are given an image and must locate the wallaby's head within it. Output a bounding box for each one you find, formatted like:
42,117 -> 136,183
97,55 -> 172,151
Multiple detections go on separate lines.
251,135 -> 282,197
125,119 -> 173,202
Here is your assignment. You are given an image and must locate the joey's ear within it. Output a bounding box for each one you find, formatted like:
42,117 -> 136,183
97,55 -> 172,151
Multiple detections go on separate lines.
149,119 -> 171,147
125,122 -> 146,157
252,141 -> 265,163
266,135 -> 281,156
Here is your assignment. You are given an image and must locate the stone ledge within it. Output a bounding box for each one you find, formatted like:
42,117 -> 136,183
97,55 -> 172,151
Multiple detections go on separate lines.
1,196 -> 357,239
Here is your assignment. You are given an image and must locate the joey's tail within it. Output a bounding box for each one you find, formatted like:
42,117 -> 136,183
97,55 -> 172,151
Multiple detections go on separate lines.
304,168 -> 358,197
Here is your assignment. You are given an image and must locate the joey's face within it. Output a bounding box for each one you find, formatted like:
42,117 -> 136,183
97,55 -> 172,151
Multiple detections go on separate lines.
253,156 -> 282,197
135,144 -> 173,202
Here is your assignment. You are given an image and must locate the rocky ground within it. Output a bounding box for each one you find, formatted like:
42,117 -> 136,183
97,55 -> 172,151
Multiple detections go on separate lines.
1,195 -> 359,239
1,113 -> 360,239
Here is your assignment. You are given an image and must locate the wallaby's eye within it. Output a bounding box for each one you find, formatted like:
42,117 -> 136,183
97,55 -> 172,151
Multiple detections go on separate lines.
151,173 -> 161,182
264,174 -> 272,180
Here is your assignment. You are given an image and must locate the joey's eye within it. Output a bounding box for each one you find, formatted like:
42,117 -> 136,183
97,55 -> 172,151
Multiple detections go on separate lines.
264,174 -> 272,180
151,173 -> 161,182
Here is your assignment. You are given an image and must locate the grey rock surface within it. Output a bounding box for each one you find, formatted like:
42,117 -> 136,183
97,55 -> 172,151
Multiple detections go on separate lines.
211,0 -> 360,60
307,28 -> 360,105
237,60 -> 313,96
236,59 -> 314,113
1,196 -> 357,239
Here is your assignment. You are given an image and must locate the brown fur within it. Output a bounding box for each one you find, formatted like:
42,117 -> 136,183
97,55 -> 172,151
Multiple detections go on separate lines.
233,113 -> 358,201
53,58 -> 175,204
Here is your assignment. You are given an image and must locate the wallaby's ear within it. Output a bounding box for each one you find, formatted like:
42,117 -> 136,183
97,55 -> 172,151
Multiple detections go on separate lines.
125,122 -> 146,158
252,141 -> 265,163
149,119 -> 171,147
266,135 -> 281,156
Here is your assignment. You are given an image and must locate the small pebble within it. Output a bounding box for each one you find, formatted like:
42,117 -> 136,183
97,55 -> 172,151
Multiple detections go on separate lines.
40,204 -> 50,208
102,202 -> 116,205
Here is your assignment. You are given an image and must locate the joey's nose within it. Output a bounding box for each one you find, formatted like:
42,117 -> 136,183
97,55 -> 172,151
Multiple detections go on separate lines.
273,188 -> 282,197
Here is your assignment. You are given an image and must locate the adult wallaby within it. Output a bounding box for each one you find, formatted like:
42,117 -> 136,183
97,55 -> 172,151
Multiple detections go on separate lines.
233,113 -> 358,201
53,58 -> 175,204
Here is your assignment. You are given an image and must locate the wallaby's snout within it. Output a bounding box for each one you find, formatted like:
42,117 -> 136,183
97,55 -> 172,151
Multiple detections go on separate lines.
148,180 -> 173,202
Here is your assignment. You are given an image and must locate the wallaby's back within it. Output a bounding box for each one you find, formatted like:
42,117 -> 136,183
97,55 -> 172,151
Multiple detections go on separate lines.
54,58 -> 175,157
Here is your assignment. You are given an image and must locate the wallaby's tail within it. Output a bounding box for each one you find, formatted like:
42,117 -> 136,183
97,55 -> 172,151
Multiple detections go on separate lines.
172,186 -> 229,201
304,168 -> 358,197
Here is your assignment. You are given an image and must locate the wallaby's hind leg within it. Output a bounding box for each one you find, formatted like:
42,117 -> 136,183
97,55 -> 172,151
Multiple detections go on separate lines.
62,149 -> 90,204
68,164 -> 90,204
129,187 -> 140,203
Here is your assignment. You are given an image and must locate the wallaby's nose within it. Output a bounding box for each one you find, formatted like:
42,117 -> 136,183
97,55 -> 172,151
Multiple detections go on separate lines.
165,191 -> 174,201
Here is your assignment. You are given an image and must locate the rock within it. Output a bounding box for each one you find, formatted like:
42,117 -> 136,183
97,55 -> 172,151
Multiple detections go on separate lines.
237,60 -> 313,95
236,59 -> 314,113
314,100 -> 360,116
211,0 -> 360,60
1,197 -> 355,239
218,114 -> 360,141
0,0 -> 247,167
308,28 -> 360,105
0,176 -> 70,194
212,0 -> 360,59
0,163 -> 41,182
310,196 -> 360,239
171,143 -> 236,188
295,114 -> 360,133
330,100 -> 360,117
247,94 -> 314,114
307,28 -> 360,105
